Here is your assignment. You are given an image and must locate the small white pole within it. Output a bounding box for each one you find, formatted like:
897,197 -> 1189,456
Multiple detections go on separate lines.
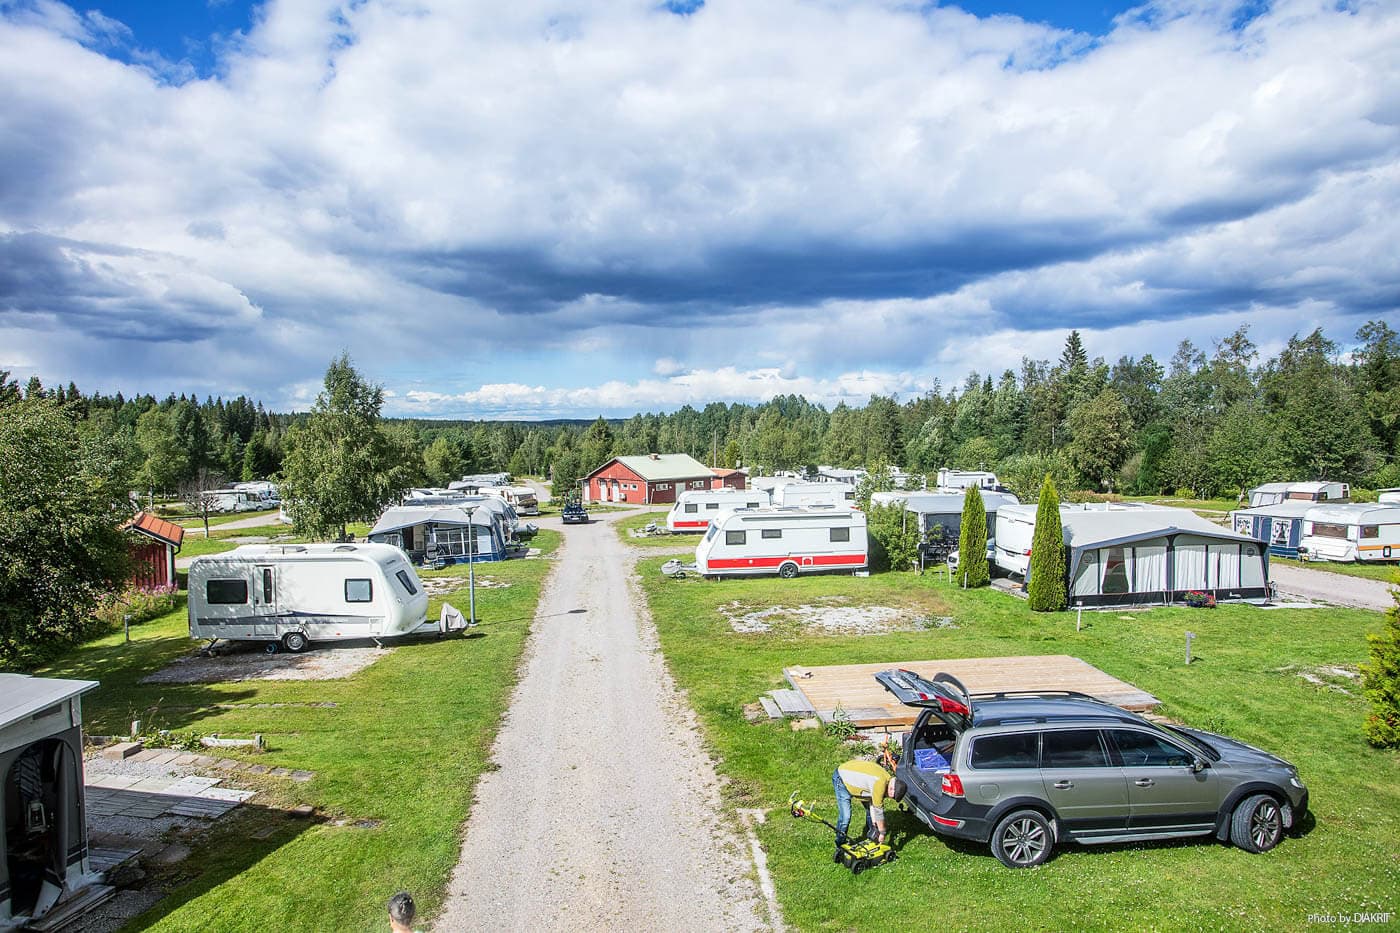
1185,631 -> 1195,665
124,613 -> 132,644
1076,603 -> 1082,632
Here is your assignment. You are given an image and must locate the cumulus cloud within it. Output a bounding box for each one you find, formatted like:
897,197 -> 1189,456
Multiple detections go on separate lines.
0,0 -> 1396,414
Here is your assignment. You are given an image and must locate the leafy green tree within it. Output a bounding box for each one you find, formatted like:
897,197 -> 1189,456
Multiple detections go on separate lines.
579,416 -> 616,473
866,503 -> 919,572
1027,475 -> 1067,611
1066,387 -> 1134,491
1264,329 -> 1376,480
0,398 -> 133,665
280,354 -> 415,539
423,435 -> 467,487
135,405 -> 190,502
550,448 -> 584,502
957,486 -> 990,587
1361,572 -> 1400,747
722,439 -> 741,469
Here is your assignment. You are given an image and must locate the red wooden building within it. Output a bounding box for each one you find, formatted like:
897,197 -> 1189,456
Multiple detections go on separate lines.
124,512 -> 184,589
709,468 -> 747,491
584,454 -> 716,505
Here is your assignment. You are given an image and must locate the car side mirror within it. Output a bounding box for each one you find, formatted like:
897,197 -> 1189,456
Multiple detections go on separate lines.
1191,758 -> 1209,773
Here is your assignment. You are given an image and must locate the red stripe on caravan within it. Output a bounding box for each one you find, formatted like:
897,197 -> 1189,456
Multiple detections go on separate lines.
707,554 -> 867,570
671,520 -> 708,528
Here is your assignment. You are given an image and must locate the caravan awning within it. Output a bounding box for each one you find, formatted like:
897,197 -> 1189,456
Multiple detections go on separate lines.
0,674 -> 98,730
370,506 -> 493,537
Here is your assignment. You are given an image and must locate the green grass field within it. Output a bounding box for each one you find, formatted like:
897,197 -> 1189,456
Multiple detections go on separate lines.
637,563 -> 1400,931
175,509 -> 280,529
34,532 -> 558,932
613,509 -> 700,548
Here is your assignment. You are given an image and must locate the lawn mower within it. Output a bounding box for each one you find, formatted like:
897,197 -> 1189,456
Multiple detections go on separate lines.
788,791 -> 897,874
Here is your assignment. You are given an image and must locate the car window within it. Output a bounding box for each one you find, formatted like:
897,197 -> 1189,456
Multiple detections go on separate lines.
1041,729 -> 1110,768
970,732 -> 1039,769
1108,729 -> 1193,767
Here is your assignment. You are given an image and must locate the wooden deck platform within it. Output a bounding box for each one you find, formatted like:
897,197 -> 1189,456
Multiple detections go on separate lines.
782,655 -> 1158,729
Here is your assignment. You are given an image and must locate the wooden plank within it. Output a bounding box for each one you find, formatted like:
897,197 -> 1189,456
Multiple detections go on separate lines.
784,655 -> 1158,729
770,689 -> 815,715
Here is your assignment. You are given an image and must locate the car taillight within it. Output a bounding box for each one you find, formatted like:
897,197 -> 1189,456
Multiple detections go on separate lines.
937,696 -> 970,717
941,772 -> 965,797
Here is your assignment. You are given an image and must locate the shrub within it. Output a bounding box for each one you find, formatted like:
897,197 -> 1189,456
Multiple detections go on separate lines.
956,487 -> 990,587
96,584 -> 179,629
866,503 -> 919,572
1361,571 -> 1400,748
1183,591 -> 1217,609
1027,474 -> 1067,611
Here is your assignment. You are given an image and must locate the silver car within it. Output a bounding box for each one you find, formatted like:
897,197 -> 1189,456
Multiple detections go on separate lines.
877,669 -> 1309,868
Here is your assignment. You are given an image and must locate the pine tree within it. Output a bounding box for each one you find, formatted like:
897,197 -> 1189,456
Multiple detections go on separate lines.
957,486 -> 990,587
1027,474 -> 1067,611
1361,572 -> 1400,748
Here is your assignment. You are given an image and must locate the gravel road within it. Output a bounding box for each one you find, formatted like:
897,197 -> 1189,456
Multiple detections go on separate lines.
436,512 -> 769,932
1270,564 -> 1397,611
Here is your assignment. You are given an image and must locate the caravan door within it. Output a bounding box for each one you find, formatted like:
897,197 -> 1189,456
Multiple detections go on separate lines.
252,565 -> 279,636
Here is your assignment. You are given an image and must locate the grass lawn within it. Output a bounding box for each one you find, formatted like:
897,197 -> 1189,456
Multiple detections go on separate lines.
32,531 -> 559,932
637,562 -> 1400,931
613,509 -> 699,548
175,509 -> 280,529
1273,557 -> 1400,585
1126,495 -> 1240,515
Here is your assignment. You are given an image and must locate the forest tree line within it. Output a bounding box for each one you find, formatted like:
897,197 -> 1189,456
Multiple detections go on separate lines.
2,320 -> 1398,508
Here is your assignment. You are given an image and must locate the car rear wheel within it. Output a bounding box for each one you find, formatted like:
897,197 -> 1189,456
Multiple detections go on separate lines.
778,562 -> 799,579
991,809 -> 1053,868
1230,793 -> 1283,853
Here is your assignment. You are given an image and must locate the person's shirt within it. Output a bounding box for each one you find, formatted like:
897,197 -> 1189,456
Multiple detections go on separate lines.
837,760 -> 892,808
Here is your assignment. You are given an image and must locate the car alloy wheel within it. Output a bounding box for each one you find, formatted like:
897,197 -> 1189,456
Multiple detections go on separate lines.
991,810 -> 1052,868
1250,801 -> 1281,850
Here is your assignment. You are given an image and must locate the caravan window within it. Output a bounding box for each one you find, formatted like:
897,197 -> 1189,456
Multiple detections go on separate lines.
830,527 -> 850,543
684,504 -> 698,514
395,570 -> 418,595
1101,547 -> 1130,595
345,579 -> 373,602
1361,525 -> 1379,539
206,579 -> 248,605
262,568 -> 274,603
747,501 -> 762,508
761,528 -> 782,540
726,530 -> 747,545
706,503 -> 720,511
1312,522 -> 1350,540
704,525 -> 718,543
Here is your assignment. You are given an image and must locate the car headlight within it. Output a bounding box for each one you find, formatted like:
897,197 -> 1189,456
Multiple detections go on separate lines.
1289,776 -> 1305,789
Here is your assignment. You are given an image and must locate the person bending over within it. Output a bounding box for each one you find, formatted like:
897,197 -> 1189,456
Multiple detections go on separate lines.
832,758 -> 906,849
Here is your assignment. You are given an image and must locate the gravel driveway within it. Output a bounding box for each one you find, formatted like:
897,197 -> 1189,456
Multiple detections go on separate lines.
437,512 -> 769,931
1271,564 -> 1397,611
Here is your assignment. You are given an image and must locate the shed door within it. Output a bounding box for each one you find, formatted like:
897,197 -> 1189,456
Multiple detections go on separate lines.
253,565 -> 278,635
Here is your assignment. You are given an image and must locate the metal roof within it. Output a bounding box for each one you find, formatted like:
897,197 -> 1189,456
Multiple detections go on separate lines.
124,511 -> 185,548
1061,506 -> 1257,550
598,454 -> 713,483
1231,501 -> 1318,520
0,674 -> 98,730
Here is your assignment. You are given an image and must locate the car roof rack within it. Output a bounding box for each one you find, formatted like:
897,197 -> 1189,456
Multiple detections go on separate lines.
970,689 -> 1104,703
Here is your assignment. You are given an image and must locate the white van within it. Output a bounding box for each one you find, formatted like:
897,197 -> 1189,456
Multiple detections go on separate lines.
188,543 -> 431,651
1298,503 -> 1400,562
695,507 -> 868,578
665,488 -> 770,532
770,483 -> 857,509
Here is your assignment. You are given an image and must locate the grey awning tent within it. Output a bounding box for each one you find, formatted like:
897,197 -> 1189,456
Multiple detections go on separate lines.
1056,507 -> 1269,606
369,506 -> 506,564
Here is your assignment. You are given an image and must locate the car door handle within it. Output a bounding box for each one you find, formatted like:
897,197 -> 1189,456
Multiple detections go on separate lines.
1053,780 -> 1074,789
1135,779 -> 1155,787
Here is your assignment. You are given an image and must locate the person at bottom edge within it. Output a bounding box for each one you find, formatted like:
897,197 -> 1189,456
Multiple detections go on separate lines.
832,759 -> 906,850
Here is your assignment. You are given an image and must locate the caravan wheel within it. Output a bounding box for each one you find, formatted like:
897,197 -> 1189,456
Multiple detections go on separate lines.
778,562 -> 799,579
282,631 -> 308,653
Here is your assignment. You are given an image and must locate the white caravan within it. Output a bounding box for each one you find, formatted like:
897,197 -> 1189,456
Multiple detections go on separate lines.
232,481 -> 280,506
770,483 -> 857,508
1298,503 -> 1400,562
665,488 -> 770,532
476,485 -> 540,516
935,469 -> 1002,492
695,507 -> 868,578
993,502 -> 1167,578
188,543 -> 432,651
1375,489 -> 1400,505
206,488 -> 262,513
1245,481 -> 1350,508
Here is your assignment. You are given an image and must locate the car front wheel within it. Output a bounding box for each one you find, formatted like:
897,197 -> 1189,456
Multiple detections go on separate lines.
1230,793 -> 1283,853
990,809 -> 1053,868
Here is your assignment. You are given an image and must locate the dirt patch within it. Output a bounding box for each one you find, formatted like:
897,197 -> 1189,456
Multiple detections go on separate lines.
143,643 -> 391,684
419,575 -> 512,596
718,596 -> 947,635
1275,663 -> 1360,696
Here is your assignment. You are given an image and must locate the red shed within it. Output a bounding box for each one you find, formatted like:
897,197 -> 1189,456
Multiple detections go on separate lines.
584,454 -> 714,505
709,468 -> 747,491
124,512 -> 184,589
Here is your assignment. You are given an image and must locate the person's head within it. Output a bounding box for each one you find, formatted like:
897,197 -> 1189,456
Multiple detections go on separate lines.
887,776 -> 907,803
387,891 -> 416,932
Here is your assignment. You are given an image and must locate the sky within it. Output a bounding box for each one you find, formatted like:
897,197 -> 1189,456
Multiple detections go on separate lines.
1,0 -> 1397,419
